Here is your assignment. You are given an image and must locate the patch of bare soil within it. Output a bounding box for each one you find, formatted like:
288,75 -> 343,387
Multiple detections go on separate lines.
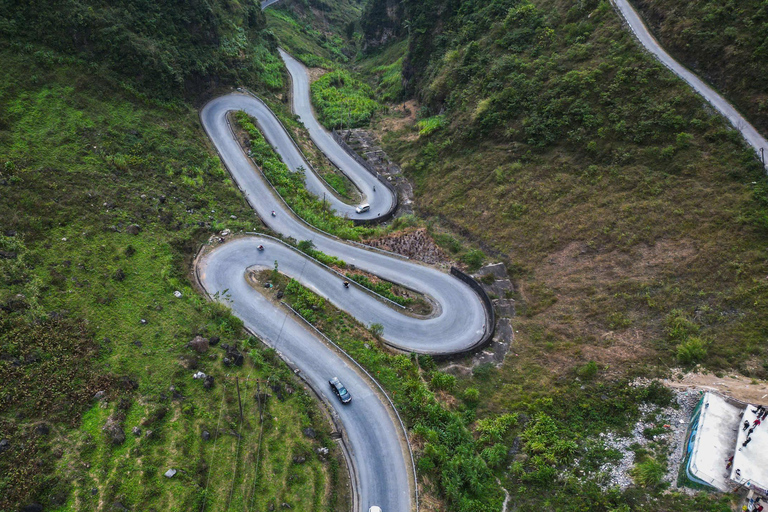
377,99 -> 419,136
363,227 -> 451,265
525,239 -> 698,374
307,67 -> 328,84
664,371 -> 768,405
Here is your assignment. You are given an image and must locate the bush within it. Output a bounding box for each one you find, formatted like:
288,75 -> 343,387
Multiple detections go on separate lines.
576,361 -> 599,380
461,249 -> 485,271
310,69 -> 382,129
631,457 -> 666,488
676,337 -> 708,364
430,371 -> 457,392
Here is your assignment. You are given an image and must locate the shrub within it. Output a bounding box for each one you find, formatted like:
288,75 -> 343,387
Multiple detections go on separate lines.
461,249 -> 485,271
430,371 -> 457,392
417,115 -> 446,136
577,361 -> 599,380
631,457 -> 666,488
676,337 -> 708,364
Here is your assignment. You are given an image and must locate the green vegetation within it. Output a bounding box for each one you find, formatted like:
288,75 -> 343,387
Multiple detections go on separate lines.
0,42 -> 346,510
311,69 -> 383,129
344,272 -> 414,306
297,239 -> 348,268
233,111 -> 377,240
0,0 -> 278,99
633,0 -> 768,133
356,40 -> 408,103
265,4 -> 355,68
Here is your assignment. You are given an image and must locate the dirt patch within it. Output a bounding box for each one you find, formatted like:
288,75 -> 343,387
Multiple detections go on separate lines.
307,67 -> 328,84
377,99 -> 419,135
364,228 -> 451,266
664,371 -> 768,405
519,239 -> 699,375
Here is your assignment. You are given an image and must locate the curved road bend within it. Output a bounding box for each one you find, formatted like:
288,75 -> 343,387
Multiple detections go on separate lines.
199,95 -> 486,509
279,49 -> 396,217
612,0 -> 768,169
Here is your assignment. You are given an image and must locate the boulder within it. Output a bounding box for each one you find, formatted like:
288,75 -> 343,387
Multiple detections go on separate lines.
132,426 -> 142,436
103,416 -> 125,445
0,439 -> 9,452
302,427 -> 316,439
208,336 -> 220,346
202,430 -> 211,441
187,336 -> 209,353
204,376 -> 215,389
126,224 -> 141,235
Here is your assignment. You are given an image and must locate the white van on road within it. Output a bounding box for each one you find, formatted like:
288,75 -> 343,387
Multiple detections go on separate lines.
355,203 -> 370,214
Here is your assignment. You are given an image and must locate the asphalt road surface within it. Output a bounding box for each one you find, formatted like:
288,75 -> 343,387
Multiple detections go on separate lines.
280,49 -> 396,218
198,89 -> 487,512
613,0 -> 768,170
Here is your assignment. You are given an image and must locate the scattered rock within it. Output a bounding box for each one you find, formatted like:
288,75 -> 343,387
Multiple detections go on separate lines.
281,503 -> 291,509
113,268 -> 126,281
315,447 -> 329,456
102,416 -> 125,445
173,290 -> 182,298
132,426 -> 142,436
302,427 -> 316,439
292,455 -> 306,464
224,345 -> 243,366
187,336 -> 209,353
208,336 -> 220,346
21,504 -> 43,512
164,468 -> 177,478
159,195 -> 166,204
476,262 -> 507,279
93,390 -> 106,401
363,228 -> 448,265
126,224 -> 141,235
133,340 -> 142,348
0,439 -> 9,452
35,424 -> 50,436
230,215 -> 237,220
0,250 -> 17,259
202,430 -> 211,441
204,376 -> 215,389
111,502 -> 128,511
220,229 -> 231,237
140,318 -> 148,325
193,371 -> 206,380
144,429 -> 153,438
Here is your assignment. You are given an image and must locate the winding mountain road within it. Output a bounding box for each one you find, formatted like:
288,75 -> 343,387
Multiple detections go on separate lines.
613,0 -> 768,170
197,36 -> 488,512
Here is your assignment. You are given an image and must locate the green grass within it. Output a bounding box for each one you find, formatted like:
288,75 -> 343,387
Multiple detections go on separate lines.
311,69 -> 383,129
0,46 -> 346,511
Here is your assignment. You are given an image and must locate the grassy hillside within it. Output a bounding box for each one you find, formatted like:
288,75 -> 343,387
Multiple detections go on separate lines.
0,0 -> 282,99
631,0 -> 768,134
265,0 -> 362,68
0,42 -> 346,511
354,0 -> 768,508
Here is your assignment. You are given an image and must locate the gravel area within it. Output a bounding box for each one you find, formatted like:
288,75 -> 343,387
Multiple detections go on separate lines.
586,386 -> 703,491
